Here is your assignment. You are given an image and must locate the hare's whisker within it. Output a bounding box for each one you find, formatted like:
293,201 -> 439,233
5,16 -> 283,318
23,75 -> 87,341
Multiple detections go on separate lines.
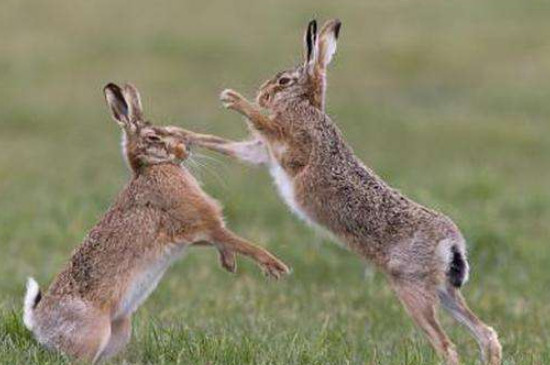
189,156 -> 228,190
194,153 -> 227,168
183,158 -> 205,184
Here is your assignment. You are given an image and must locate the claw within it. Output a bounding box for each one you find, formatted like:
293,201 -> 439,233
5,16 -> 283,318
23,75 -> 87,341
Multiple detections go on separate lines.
218,249 -> 237,273
261,256 -> 290,280
220,89 -> 244,110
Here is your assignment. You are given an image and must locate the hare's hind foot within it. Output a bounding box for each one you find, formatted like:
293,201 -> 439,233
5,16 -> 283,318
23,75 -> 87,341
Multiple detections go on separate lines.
389,278 -> 459,365
95,316 -> 132,362
483,327 -> 502,365
438,285 -> 502,365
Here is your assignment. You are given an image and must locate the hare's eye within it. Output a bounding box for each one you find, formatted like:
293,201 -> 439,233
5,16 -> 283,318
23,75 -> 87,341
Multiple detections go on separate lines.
146,135 -> 161,143
278,77 -> 292,86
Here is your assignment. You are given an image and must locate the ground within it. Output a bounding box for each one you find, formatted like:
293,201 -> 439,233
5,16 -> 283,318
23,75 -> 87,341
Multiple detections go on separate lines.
1,0 -> 549,364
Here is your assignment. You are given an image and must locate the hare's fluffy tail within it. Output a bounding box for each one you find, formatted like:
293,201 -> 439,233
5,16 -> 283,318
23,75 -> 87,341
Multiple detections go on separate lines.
447,245 -> 469,288
438,239 -> 469,288
23,277 -> 42,331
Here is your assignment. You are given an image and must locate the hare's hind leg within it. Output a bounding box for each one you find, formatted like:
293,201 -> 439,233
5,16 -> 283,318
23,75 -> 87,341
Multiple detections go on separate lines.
212,229 -> 290,279
95,316 -> 132,362
34,299 -> 110,363
390,278 -> 459,365
438,285 -> 502,365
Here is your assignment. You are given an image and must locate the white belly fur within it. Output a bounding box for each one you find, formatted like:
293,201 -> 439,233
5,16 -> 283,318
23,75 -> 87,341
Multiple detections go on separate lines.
269,160 -> 312,224
268,157 -> 340,244
115,244 -> 187,319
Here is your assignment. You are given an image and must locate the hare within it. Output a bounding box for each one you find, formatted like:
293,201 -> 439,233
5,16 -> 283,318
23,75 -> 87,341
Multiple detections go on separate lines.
23,83 -> 290,363
181,20 -> 502,365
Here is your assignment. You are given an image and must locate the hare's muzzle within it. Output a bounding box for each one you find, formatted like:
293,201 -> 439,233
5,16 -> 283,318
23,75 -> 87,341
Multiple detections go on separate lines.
174,143 -> 189,160
257,90 -> 271,108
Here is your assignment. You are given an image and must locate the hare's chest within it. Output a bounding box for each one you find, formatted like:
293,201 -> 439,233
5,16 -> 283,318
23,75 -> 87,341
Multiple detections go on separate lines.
268,146 -> 311,224
116,244 -> 187,318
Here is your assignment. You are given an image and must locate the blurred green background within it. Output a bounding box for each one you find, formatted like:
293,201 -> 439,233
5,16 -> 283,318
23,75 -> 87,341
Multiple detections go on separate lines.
1,0 -> 549,364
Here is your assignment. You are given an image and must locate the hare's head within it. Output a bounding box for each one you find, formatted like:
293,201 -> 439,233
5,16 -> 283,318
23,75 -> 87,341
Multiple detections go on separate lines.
104,83 -> 190,173
256,19 -> 341,111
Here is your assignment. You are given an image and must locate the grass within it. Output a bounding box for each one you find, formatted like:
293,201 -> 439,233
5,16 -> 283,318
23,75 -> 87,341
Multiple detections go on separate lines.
1,0 -> 549,363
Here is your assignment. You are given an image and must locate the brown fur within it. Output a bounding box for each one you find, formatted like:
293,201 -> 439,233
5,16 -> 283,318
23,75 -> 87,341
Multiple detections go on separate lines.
181,20 -> 501,365
23,83 -> 289,363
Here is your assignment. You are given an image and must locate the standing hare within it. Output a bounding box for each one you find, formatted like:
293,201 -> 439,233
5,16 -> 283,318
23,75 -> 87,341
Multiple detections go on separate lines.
23,83 -> 289,363
183,20 -> 502,365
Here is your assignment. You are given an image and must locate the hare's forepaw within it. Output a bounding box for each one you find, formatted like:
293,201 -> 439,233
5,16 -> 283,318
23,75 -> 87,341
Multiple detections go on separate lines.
220,89 -> 246,111
218,249 -> 237,273
260,254 -> 291,280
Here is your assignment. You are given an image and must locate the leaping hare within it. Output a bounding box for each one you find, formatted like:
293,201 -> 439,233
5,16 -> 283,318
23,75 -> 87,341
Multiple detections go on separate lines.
182,20 -> 502,365
23,83 -> 289,363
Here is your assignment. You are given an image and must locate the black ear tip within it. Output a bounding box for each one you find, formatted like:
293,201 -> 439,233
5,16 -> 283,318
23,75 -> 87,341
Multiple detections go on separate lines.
103,83 -> 127,112
104,82 -> 121,94
334,20 -> 342,39
308,19 -> 317,33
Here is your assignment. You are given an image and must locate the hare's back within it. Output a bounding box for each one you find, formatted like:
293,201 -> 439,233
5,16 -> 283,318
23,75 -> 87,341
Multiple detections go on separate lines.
47,205 -> 164,301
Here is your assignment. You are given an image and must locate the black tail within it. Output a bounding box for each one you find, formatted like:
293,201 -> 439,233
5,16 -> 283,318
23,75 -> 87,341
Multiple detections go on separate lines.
447,245 -> 467,288
33,290 -> 42,308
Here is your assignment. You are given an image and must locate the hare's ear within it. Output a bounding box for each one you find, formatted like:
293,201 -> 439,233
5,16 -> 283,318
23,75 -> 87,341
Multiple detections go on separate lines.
104,83 -> 130,128
122,83 -> 144,122
303,19 -> 317,65
315,19 -> 341,70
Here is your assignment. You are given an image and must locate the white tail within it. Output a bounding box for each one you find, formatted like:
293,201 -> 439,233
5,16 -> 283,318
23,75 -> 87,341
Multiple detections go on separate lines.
23,277 -> 41,330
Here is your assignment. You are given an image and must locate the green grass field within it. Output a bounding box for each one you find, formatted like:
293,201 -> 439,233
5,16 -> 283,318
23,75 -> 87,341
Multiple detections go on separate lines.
1,0 -> 549,363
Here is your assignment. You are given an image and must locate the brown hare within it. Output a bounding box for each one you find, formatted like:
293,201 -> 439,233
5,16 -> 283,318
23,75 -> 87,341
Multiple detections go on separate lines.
181,19 -> 502,365
23,83 -> 290,363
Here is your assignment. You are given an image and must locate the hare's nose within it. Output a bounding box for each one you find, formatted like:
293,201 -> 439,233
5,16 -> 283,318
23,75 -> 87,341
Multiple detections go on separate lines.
258,92 -> 270,108
174,143 -> 189,160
